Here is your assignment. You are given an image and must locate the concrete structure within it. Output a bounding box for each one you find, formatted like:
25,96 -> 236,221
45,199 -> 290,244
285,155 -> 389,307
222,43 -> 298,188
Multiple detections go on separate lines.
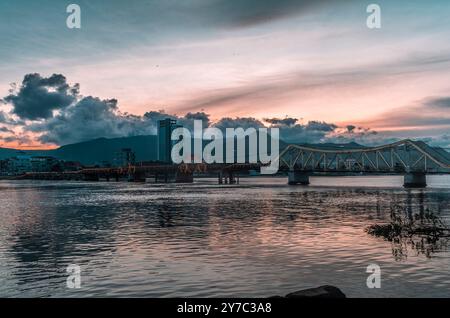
157,119 -> 182,163
404,172 -> 427,188
217,171 -> 239,184
288,171 -> 310,185
175,171 -> 194,183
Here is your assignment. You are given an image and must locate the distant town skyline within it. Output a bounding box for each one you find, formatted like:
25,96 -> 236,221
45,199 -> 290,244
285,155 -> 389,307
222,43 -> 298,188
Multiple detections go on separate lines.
1,0 -> 450,149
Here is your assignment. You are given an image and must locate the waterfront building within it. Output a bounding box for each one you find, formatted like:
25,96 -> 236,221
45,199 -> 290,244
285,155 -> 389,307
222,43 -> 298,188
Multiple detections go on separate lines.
6,155 -> 32,174
30,156 -> 60,172
2,155 -> 63,175
157,119 -> 182,163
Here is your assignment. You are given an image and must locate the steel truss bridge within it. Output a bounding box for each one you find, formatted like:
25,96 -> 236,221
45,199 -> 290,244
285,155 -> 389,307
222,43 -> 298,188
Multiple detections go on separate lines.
276,139 -> 450,187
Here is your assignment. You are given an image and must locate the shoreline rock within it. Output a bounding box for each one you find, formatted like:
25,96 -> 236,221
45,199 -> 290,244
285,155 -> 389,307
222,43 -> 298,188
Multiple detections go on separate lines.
272,285 -> 346,298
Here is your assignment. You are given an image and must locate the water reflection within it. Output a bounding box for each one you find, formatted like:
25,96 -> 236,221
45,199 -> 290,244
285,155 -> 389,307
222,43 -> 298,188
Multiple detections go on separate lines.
0,177 -> 449,297
367,190 -> 450,261
5,185 -> 119,293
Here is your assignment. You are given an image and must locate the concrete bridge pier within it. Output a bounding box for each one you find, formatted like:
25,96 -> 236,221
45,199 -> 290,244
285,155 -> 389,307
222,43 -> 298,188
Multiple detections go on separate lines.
404,172 -> 427,188
129,172 -> 146,182
176,171 -> 194,183
228,172 -> 236,184
84,174 -> 99,181
288,171 -> 310,185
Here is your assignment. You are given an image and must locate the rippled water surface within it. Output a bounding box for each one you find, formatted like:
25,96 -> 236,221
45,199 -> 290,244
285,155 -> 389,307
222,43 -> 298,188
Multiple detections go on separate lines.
0,176 -> 449,297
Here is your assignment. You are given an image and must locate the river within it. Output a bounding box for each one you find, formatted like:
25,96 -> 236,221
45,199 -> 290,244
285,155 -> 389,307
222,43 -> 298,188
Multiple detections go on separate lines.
0,175 -> 449,297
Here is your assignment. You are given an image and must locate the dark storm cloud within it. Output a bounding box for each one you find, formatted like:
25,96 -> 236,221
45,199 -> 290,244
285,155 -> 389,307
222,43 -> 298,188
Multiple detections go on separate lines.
210,117 -> 386,147
0,110 -> 8,123
28,96 -> 157,145
274,120 -> 338,143
184,112 -> 211,127
263,117 -> 298,127
425,96 -> 450,109
260,117 -> 390,145
2,73 -> 79,120
306,121 -> 337,132
0,126 -> 13,133
0,110 -> 24,126
213,117 -> 265,130
214,115 -> 340,143
0,134 -> 32,145
208,0 -> 350,28
24,93 -> 211,145
143,110 -> 176,122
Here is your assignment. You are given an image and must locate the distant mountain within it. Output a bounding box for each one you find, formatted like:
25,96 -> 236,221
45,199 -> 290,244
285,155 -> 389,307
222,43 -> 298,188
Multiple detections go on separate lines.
0,135 -> 158,165
52,135 -> 158,164
0,148 -> 49,159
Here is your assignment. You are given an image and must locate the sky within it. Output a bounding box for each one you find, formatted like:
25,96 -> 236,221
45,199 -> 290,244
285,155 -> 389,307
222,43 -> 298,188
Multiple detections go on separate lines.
0,0 -> 450,149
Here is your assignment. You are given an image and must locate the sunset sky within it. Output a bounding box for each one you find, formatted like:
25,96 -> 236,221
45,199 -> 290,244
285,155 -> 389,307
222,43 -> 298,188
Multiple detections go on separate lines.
1,0 -> 449,149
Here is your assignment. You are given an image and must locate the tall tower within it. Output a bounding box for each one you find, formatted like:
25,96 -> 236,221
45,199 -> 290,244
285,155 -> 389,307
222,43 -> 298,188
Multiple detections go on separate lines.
157,119 -> 181,163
